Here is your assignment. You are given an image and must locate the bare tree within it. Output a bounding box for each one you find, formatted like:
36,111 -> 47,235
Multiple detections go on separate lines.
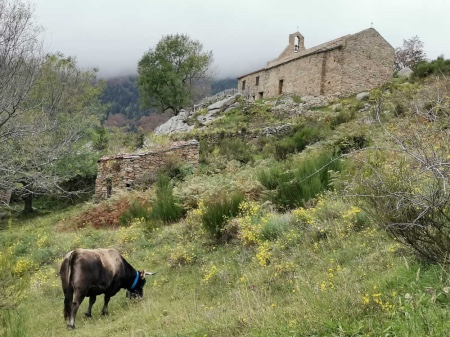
1,53 -> 105,212
0,1 -> 106,212
394,36 -> 427,72
0,0 -> 43,141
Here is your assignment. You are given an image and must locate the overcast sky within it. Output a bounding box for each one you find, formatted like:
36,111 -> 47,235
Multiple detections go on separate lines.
34,0 -> 449,79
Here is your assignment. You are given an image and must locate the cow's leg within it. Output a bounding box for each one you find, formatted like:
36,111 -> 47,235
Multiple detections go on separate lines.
63,286 -> 73,327
85,295 -> 96,317
101,295 -> 111,315
68,289 -> 86,329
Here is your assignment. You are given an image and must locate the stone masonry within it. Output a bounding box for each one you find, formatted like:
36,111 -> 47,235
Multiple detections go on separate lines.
237,28 -> 394,99
95,140 -> 199,200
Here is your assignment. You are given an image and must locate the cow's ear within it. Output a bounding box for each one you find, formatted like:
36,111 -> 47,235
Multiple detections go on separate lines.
140,271 -> 145,279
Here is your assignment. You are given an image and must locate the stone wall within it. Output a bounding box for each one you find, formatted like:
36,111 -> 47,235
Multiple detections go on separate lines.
94,140 -> 199,200
238,28 -> 394,99
341,29 -> 395,95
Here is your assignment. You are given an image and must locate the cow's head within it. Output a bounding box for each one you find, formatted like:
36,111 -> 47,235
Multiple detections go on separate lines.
127,271 -> 156,298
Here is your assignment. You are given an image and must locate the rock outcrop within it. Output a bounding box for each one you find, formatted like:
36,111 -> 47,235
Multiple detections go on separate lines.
154,93 -> 243,135
197,93 -> 241,125
153,109 -> 194,135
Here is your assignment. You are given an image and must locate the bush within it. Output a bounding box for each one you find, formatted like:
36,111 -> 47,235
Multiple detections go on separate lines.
149,174 -> 183,224
273,125 -> 323,161
159,153 -> 194,181
348,93 -> 450,263
258,151 -> 342,210
119,200 -> 151,226
335,135 -> 368,155
201,192 -> 244,240
75,197 -> 131,229
414,56 -> 450,78
217,138 -> 254,164
260,213 -> 292,241
330,110 -> 356,129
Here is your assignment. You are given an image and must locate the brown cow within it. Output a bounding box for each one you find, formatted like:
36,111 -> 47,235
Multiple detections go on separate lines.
60,248 -> 156,329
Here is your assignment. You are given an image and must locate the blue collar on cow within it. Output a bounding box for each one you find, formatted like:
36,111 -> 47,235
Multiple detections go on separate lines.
130,271 -> 140,290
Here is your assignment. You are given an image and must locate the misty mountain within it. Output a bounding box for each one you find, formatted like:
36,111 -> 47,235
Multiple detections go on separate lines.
101,76 -> 238,123
100,75 -> 150,121
211,78 -> 238,94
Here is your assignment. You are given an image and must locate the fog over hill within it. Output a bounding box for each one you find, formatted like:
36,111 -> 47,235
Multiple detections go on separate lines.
35,0 -> 450,79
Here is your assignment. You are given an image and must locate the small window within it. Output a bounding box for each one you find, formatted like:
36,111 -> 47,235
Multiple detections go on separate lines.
242,80 -> 246,90
256,76 -> 260,86
259,92 -> 264,99
278,80 -> 284,95
106,179 -> 112,199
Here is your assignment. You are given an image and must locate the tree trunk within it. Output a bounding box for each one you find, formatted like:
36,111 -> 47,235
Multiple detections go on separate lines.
22,193 -> 33,214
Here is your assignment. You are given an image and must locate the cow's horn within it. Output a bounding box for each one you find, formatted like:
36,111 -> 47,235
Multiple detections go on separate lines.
145,271 -> 157,276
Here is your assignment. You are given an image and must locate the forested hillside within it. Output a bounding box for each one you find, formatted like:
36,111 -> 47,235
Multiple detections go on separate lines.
100,76 -> 237,132
101,76 -> 148,120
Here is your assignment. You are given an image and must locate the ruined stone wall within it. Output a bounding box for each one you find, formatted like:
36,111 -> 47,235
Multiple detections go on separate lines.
238,28 -> 394,99
94,140 -> 199,200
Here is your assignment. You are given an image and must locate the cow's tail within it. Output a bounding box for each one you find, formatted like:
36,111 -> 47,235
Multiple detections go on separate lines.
60,250 -> 76,321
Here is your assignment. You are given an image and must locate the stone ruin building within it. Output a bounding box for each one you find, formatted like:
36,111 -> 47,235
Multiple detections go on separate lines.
95,140 -> 199,200
237,28 -> 394,99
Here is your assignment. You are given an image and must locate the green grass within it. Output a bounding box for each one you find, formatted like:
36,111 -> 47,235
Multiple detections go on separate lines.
2,192 -> 450,336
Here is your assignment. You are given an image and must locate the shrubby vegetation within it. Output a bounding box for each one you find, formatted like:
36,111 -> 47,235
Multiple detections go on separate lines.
2,9 -> 450,334
5,68 -> 450,336
414,55 -> 450,78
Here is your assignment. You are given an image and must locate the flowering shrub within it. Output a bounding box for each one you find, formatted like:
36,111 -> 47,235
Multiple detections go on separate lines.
202,264 -> 218,283
13,257 -> 35,276
362,286 -> 396,313
169,244 -> 196,267
237,201 -> 264,246
116,218 -> 144,248
256,241 -> 272,266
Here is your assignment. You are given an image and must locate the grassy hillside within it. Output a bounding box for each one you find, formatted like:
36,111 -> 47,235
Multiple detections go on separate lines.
2,76 -> 450,336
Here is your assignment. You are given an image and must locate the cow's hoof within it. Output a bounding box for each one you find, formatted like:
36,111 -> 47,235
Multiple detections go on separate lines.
102,311 -> 108,316
84,313 -> 92,318
66,324 -> 75,330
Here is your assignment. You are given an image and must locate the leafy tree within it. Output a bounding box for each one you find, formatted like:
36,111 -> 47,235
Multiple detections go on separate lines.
394,36 -> 427,72
137,34 -> 213,115
1,53 -> 106,213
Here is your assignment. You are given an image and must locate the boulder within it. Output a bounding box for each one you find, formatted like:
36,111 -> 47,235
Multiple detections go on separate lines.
356,92 -> 370,101
197,93 -> 242,125
397,67 -> 413,78
207,95 -> 238,111
153,109 -> 194,135
262,124 -> 292,137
